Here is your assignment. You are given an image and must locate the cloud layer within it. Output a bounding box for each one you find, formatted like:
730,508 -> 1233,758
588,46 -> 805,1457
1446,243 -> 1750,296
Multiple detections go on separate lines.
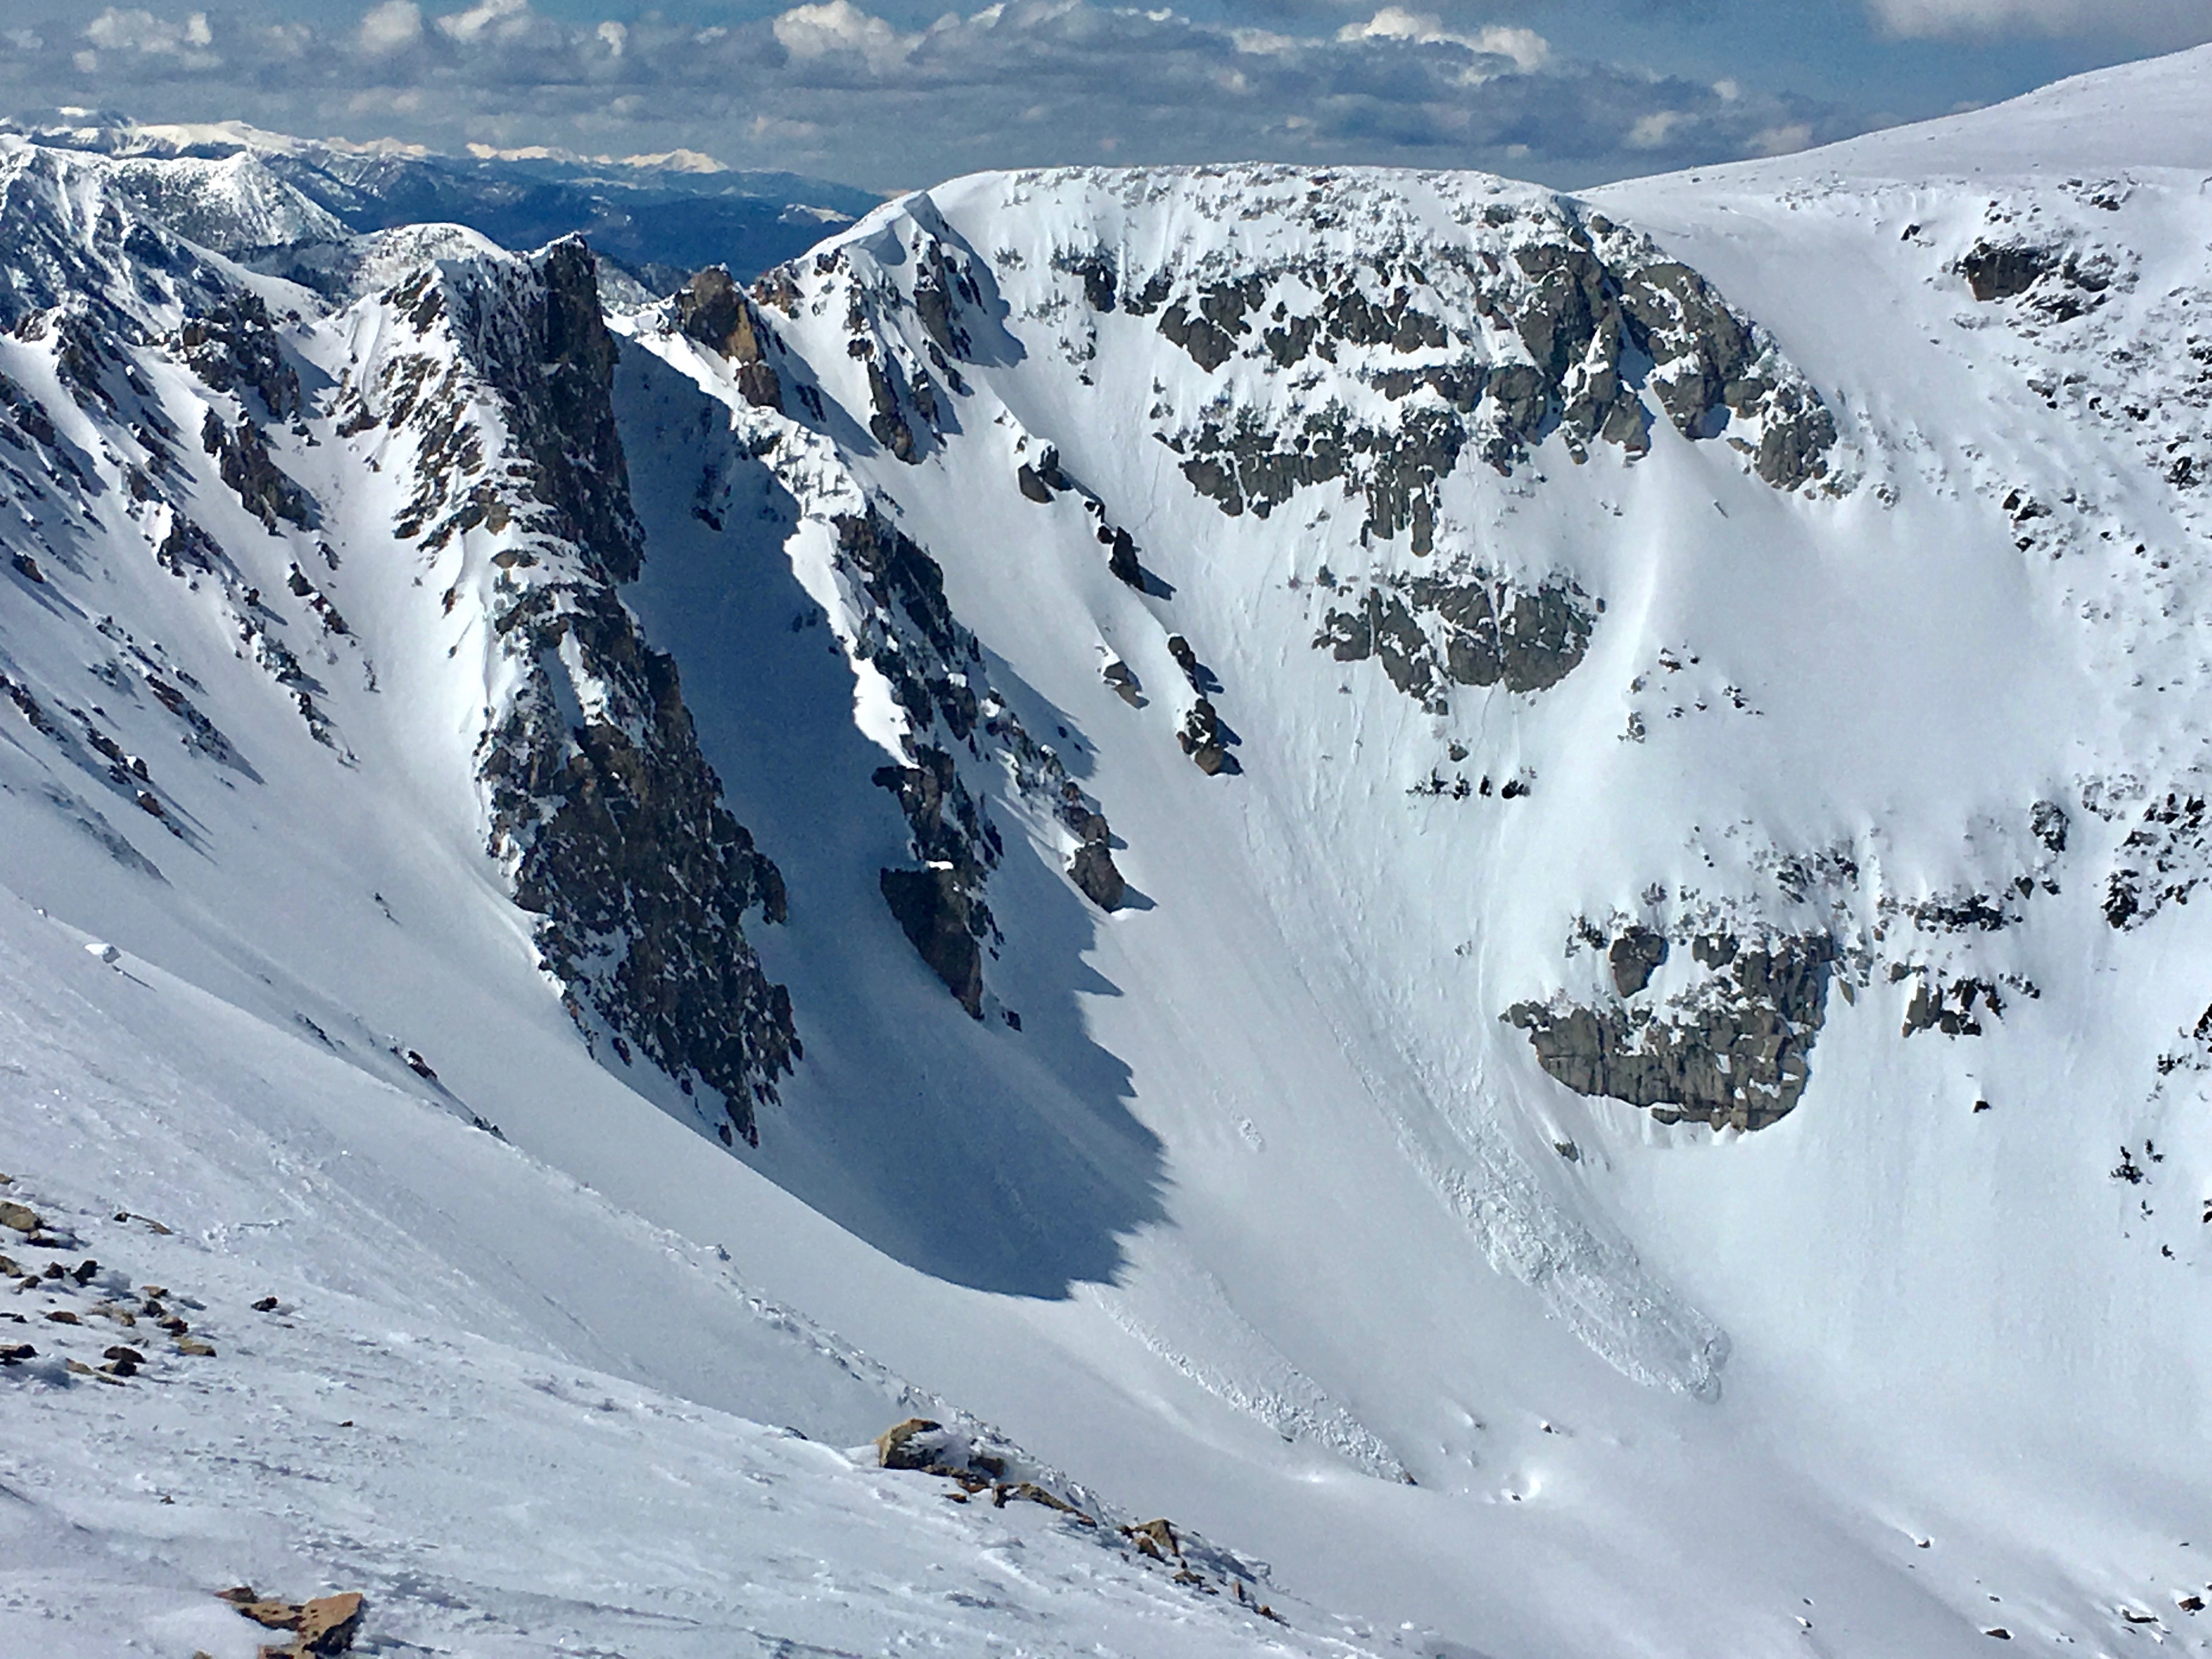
1867,0 -> 2210,42
0,0 -> 2180,191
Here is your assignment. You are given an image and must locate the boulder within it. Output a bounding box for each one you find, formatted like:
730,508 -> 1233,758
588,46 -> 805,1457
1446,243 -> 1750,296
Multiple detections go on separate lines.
874,1417 -> 946,1470
1105,527 -> 1142,589
296,1593 -> 366,1654
1069,842 -> 1126,912
1608,927 -> 1668,997
1125,1518 -> 1180,1559
218,1586 -> 365,1656
0,1200 -> 40,1234
879,868 -> 984,1018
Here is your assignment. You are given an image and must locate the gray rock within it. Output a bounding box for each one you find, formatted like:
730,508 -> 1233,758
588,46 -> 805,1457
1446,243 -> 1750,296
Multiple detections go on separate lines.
1069,841 -> 1126,911
880,867 -> 984,1018
1608,927 -> 1668,997
1507,934 -> 1834,1132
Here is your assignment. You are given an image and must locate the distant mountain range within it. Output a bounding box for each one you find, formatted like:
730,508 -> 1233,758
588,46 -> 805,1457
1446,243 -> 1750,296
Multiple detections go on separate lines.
0,111 -> 882,293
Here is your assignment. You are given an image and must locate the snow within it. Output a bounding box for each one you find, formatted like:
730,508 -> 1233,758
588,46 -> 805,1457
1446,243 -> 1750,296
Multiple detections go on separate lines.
4,43 -> 2212,1659
0,901 -> 1376,1659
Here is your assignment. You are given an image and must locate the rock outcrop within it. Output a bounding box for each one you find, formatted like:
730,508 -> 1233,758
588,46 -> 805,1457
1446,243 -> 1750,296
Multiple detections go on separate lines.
1508,934 -> 1834,1131
1316,567 -> 1595,710
365,239 -> 798,1139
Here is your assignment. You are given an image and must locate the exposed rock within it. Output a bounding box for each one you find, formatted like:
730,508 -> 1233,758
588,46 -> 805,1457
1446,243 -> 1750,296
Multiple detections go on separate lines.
1124,1519 -> 1180,1560
865,358 -> 917,462
1069,839 -> 1126,912
1900,971 -> 2004,1037
1178,700 -> 1229,775
174,292 -> 301,420
2032,798 -> 2069,854
1166,635 -> 1202,690
1961,242 -> 2054,302
1317,569 -> 1594,711
875,1417 -> 947,1470
295,1593 -> 366,1655
836,514 -> 982,740
675,266 -> 782,410
881,867 -> 984,1017
0,1200 -> 40,1234
201,409 -> 312,530
1017,461 -> 1053,503
486,617 -> 797,1142
1508,935 -> 1834,1131
378,240 -> 798,1141
1608,927 -> 1668,997
2104,788 -> 2209,929
994,1480 -> 1090,1519
217,1588 -> 365,1656
1102,525 -> 1142,589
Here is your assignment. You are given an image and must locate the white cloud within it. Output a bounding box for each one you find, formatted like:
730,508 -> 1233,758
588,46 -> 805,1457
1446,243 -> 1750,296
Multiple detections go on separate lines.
1626,109 -> 1688,148
1750,121 -> 1815,155
750,114 -> 823,142
84,8 -> 217,62
597,21 -> 628,57
359,2 -> 424,55
2,29 -> 44,52
1335,9 -> 1551,75
1865,0 -> 2208,38
774,1 -> 922,71
437,0 -> 530,44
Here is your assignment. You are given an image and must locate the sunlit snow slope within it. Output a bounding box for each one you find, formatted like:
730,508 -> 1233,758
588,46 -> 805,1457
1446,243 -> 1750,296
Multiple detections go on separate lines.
5,45 -> 2212,1659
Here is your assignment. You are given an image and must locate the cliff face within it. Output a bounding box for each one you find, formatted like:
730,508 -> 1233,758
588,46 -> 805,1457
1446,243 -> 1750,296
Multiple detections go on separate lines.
349,238 -> 798,1139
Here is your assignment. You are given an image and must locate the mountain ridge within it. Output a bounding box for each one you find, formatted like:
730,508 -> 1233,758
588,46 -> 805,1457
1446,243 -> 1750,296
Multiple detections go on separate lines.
3,47 -> 2210,1659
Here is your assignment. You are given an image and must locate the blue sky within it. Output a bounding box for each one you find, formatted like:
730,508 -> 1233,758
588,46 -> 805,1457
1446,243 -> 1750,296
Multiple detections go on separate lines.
1,1 -> 2205,190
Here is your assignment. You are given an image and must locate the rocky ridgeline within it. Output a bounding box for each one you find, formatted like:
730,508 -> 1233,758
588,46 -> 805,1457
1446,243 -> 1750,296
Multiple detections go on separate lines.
345,240 -> 796,1138
0,141 -> 247,335
0,171 -> 363,837
1021,168 -> 1842,543
743,170 -> 1842,807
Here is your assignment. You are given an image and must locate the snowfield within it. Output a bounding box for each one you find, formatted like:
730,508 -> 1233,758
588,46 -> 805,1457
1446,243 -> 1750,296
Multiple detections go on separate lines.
4,43 -> 2212,1659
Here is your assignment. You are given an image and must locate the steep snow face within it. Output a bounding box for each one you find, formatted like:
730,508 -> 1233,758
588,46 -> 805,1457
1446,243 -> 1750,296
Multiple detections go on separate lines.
6,60 -> 2212,1659
616,138 -> 2211,1650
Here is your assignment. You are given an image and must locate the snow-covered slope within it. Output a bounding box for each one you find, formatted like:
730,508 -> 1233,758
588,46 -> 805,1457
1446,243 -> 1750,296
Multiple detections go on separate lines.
5,48 -> 2212,1659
